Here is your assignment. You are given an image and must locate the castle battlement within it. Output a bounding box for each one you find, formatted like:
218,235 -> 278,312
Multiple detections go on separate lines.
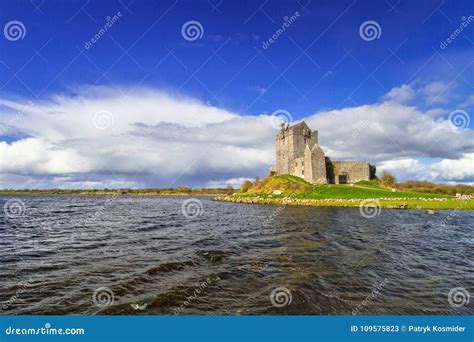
272,121 -> 370,184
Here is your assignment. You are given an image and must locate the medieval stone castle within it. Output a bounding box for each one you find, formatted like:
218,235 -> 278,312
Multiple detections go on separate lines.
270,121 -> 371,184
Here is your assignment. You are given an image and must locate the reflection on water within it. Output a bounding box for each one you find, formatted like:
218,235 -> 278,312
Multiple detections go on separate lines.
0,195 -> 472,315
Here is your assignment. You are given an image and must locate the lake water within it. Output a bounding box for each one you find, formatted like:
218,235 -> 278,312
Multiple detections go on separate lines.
1,195 -> 472,315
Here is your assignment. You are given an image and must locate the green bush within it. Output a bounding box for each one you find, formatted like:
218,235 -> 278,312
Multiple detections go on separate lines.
380,170 -> 397,186
240,180 -> 253,193
225,184 -> 234,195
178,186 -> 191,193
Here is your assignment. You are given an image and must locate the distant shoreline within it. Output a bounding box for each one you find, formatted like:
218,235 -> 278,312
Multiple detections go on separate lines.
0,189 -> 231,197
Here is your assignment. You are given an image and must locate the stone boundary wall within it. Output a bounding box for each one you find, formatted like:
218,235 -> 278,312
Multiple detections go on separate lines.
331,161 -> 370,184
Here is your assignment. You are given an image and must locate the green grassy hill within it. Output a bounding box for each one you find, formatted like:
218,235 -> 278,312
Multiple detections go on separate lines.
242,175 -> 452,199
247,175 -> 313,194
222,175 -> 473,210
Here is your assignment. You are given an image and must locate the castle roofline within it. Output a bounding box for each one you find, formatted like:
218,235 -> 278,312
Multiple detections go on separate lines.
311,143 -> 324,152
305,142 -> 324,155
287,121 -> 310,131
279,121 -> 313,135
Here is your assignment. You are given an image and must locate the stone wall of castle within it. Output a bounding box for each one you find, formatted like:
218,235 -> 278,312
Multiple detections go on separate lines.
292,157 -> 305,178
329,161 -> 370,184
305,144 -> 327,183
275,131 -> 293,174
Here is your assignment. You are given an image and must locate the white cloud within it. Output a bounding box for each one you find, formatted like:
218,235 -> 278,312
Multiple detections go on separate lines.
0,138 -> 91,175
0,85 -> 472,188
384,84 -> 416,103
460,94 -> 474,108
377,158 -> 424,180
305,101 -> 473,161
384,81 -> 456,106
421,81 -> 454,104
428,153 -> 474,182
0,87 -> 238,142
378,154 -> 474,183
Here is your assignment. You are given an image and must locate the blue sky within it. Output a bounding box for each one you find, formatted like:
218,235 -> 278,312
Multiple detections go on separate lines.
0,0 -> 473,188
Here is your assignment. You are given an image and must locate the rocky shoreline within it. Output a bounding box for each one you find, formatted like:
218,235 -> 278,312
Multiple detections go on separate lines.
214,195 -> 473,210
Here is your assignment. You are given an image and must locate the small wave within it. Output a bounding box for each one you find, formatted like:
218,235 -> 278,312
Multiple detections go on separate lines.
145,261 -> 195,275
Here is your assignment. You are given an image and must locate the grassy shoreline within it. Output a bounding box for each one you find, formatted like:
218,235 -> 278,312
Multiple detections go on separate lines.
214,195 -> 474,210
215,175 -> 474,210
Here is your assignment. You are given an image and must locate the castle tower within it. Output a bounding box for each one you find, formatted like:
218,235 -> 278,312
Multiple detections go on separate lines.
275,122 -> 318,175
271,120 -> 371,185
304,144 -> 327,184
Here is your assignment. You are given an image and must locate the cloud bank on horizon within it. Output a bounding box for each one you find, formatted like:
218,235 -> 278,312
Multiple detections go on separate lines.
0,81 -> 472,189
